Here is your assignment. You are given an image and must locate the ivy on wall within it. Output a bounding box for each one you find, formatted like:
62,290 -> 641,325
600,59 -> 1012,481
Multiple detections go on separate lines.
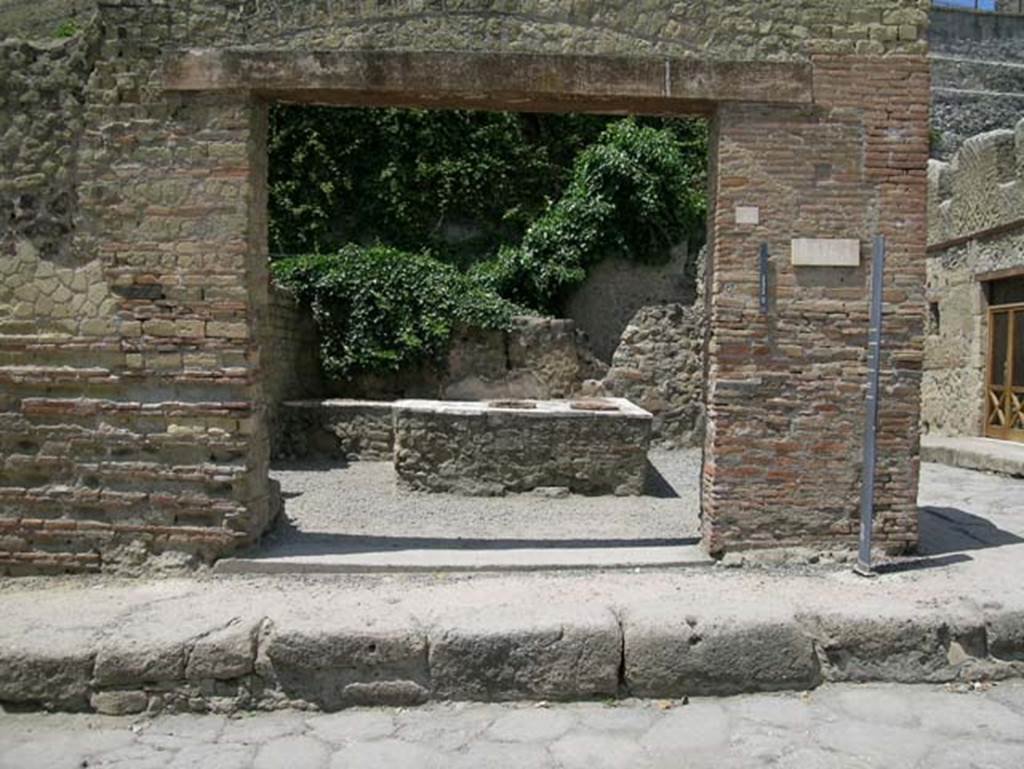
271,245 -> 522,379
473,119 -> 707,312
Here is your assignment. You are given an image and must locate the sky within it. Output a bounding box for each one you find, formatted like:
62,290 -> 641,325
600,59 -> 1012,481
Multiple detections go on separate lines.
933,0 -> 997,9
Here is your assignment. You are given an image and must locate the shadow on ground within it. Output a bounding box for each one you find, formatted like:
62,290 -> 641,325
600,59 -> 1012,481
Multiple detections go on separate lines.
917,506 -> 1024,556
254,522 -> 701,559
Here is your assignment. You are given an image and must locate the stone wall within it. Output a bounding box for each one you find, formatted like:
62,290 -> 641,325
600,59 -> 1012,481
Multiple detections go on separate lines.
600,304 -> 706,448
1,4 -> 276,574
0,0 -> 94,37
923,119 -> 1024,438
335,316 -> 606,402
393,398 -> 652,496
273,399 -> 394,461
263,284 -> 322,455
0,0 -> 930,570
929,7 -> 1024,158
567,244 -> 695,363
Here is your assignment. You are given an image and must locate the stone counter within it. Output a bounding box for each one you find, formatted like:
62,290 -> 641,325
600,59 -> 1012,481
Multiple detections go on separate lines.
274,399 -> 395,461
393,398 -> 652,496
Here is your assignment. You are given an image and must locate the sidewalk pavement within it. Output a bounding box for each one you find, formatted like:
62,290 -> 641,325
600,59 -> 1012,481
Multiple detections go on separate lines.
0,461 -> 1021,714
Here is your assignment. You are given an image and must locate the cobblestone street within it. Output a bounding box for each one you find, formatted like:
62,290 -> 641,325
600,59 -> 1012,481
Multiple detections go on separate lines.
2,682 -> 1023,769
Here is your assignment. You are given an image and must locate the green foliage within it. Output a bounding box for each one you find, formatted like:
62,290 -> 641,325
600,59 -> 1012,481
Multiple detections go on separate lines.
53,19 -> 79,38
267,107 -> 708,377
271,245 -> 522,379
474,119 -> 707,312
267,107 -> 706,271
268,107 -> 591,266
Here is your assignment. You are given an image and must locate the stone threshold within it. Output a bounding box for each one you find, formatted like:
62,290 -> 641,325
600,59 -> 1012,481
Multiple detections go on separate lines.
921,434 -> 1024,477
213,540 -> 710,575
1,569 -> 1023,716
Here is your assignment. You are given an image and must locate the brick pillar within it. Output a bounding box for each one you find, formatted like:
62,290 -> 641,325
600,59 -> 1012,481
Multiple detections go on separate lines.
701,55 -> 929,556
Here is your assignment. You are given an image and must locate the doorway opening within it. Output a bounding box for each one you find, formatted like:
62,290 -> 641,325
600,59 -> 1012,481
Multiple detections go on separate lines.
985,275 -> 1024,442
247,103 -> 712,572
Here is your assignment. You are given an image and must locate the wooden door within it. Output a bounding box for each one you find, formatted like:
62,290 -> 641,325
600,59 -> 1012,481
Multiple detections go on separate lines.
986,303 -> 1024,442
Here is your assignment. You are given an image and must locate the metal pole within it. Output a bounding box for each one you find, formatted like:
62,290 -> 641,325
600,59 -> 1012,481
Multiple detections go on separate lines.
759,243 -> 769,315
855,235 -> 886,577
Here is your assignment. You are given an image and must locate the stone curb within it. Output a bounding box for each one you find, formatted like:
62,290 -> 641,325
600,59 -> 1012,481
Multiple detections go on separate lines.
2,601 -> 1023,715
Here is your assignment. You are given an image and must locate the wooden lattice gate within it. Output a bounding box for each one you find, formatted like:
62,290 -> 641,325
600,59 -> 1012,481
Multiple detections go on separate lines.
987,303 -> 1024,442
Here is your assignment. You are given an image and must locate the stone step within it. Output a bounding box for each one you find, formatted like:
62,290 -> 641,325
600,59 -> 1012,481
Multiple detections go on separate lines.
213,540 -> 711,575
1,565 -> 1023,715
921,434 -> 1024,477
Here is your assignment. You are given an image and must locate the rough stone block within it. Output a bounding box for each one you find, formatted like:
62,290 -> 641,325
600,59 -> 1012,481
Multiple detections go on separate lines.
802,611 -> 988,683
429,608 -> 621,700
988,610 -> 1024,662
624,610 -> 821,697
93,636 -> 189,687
0,646 -> 94,711
91,689 -> 149,715
186,618 -> 259,681
263,627 -> 429,710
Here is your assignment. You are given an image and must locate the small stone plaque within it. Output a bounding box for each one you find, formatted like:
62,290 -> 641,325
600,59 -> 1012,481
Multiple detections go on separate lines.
735,206 -> 760,225
790,238 -> 860,267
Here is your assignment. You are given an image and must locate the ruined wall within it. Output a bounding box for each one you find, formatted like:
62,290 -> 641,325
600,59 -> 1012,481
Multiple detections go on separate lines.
334,316 -> 605,402
274,399 -> 395,461
929,8 -> 1024,159
601,304 -> 705,449
1,4 -> 274,574
263,284 -> 322,457
923,119 -> 1024,438
567,244 -> 695,363
0,0 -> 930,571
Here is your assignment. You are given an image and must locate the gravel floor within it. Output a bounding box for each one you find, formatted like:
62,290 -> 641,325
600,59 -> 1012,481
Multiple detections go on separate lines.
266,449 -> 701,545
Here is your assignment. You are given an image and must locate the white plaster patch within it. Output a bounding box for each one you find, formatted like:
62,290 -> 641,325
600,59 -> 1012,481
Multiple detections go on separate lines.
735,206 -> 760,225
790,238 -> 861,267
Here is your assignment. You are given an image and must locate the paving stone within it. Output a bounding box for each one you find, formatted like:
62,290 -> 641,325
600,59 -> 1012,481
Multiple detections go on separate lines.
811,720 -> 934,766
221,712 -> 307,743
444,741 -> 555,769
829,685 -> 920,727
639,702 -> 731,754
772,746 -> 871,769
0,729 -> 136,769
725,692 -> 818,730
572,703 -> 658,733
909,690 -> 1024,741
253,735 -> 330,769
485,708 -> 575,742
2,683 -> 1024,768
306,709 -> 397,744
142,714 -> 227,742
87,744 -> 174,769
549,732 -> 654,769
393,704 -> 498,751
919,739 -> 1024,769
328,739 -> 445,769
0,743 -> 88,769
166,743 -> 255,769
